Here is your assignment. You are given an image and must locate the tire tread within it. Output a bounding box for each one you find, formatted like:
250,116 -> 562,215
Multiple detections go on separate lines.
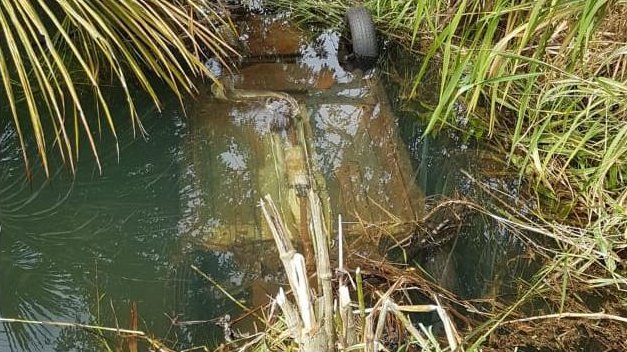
346,7 -> 378,59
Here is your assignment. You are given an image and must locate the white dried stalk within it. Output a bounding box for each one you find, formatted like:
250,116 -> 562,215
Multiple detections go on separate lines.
261,195 -> 295,255
373,298 -> 390,351
364,312 -> 375,352
338,213 -> 344,272
261,196 -> 315,332
339,284 -> 357,346
388,301 -> 431,348
307,188 -> 335,349
434,295 -> 461,351
291,253 -> 314,331
276,288 -> 303,342
337,213 -> 358,347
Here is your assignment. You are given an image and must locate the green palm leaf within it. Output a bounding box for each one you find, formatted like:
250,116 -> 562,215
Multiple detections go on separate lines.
0,0 -> 237,176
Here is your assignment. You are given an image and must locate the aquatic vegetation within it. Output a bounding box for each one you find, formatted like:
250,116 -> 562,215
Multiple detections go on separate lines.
246,195 -> 460,352
0,0 -> 238,176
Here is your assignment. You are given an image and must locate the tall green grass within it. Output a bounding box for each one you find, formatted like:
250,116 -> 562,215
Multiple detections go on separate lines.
270,0 -> 626,214
380,0 -> 627,295
269,0 -> 627,242
266,0 -> 627,339
371,0 -> 627,282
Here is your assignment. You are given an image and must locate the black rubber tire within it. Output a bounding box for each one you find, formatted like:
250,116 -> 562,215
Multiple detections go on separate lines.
346,7 -> 378,59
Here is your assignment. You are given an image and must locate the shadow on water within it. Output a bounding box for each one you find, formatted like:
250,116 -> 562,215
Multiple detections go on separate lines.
384,48 -> 538,300
0,10 -> 537,351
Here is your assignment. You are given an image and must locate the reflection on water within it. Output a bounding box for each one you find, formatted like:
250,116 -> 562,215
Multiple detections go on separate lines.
396,105 -> 536,299
0,106 -> 247,350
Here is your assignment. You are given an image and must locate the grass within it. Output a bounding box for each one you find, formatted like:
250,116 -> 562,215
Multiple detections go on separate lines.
266,0 -> 627,221
252,0 -> 627,349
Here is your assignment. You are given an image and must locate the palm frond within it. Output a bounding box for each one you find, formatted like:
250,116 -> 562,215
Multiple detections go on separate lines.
0,0 -> 237,176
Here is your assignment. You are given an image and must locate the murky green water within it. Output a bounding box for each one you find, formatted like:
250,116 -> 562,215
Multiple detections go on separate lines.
0,99 -> 245,350
1,14 -> 532,352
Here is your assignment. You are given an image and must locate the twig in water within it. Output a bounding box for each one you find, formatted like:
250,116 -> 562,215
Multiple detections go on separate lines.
504,312 -> 627,325
0,317 -> 145,335
190,264 -> 263,321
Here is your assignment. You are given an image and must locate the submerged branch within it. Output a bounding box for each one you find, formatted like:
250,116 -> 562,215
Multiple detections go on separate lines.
0,317 -> 145,336
505,312 -> 627,325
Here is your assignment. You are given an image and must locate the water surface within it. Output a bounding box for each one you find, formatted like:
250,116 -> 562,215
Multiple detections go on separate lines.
0,14 -> 532,351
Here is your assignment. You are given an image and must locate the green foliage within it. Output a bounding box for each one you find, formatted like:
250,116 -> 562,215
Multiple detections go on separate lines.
385,1 -> 627,221
267,0 -> 627,223
0,0 -> 236,176
264,3 -> 627,345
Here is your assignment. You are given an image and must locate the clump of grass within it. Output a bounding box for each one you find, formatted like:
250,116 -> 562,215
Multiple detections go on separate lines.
266,0 -> 627,324
269,0 -> 627,223
195,188 -> 625,351
217,194 -> 461,352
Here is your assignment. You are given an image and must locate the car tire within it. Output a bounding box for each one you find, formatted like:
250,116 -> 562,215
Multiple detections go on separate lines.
346,7 -> 378,60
